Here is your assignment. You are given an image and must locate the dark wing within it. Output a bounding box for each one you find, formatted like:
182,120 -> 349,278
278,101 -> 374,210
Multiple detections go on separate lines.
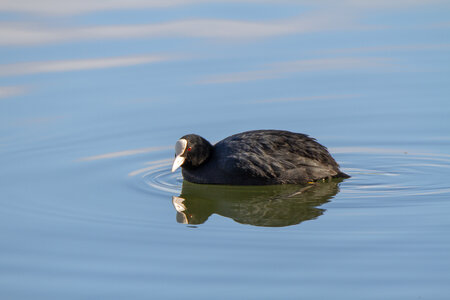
215,130 -> 340,183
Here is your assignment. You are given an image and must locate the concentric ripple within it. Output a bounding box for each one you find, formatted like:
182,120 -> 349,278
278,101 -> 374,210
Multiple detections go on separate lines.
134,147 -> 450,199
130,158 -> 182,194
332,148 -> 450,198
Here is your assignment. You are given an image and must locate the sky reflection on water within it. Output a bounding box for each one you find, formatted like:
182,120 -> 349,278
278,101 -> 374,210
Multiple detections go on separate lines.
1,1 -> 450,299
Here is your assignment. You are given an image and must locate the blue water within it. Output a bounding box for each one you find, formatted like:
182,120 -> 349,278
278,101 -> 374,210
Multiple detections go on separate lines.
1,2 -> 450,299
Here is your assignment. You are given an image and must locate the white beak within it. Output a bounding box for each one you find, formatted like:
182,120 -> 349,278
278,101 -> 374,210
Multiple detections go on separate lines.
171,155 -> 185,172
172,138 -> 187,172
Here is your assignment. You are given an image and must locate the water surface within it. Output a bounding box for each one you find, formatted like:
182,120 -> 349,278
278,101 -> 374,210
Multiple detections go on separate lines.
1,1 -> 450,299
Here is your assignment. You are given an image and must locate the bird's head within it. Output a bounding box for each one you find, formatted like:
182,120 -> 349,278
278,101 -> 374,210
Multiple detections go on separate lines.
171,134 -> 213,172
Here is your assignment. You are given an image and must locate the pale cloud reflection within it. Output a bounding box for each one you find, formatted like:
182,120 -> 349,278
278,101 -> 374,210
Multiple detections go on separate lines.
252,94 -> 361,104
317,43 -> 450,55
427,21 -> 450,29
0,0 -> 446,15
1,0 -> 446,46
0,0 -> 446,46
0,85 -> 28,99
0,0 -> 288,15
0,0 -> 186,15
0,11 -> 356,46
341,0 -> 448,9
11,116 -> 64,126
0,54 -> 174,76
128,158 -> 172,177
197,57 -> 394,84
78,146 -> 170,162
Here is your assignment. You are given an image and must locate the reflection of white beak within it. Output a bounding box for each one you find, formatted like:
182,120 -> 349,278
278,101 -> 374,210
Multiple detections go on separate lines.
172,196 -> 188,224
171,155 -> 186,172
172,196 -> 186,212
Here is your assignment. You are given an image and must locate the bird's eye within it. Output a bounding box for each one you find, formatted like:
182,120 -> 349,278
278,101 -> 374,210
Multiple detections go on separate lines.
187,147 -> 192,151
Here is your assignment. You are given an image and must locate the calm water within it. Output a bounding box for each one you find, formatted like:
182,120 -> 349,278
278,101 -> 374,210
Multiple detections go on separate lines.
1,1 -> 450,299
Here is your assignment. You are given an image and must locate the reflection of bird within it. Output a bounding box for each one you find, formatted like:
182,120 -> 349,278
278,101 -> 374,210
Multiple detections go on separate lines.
171,130 -> 349,185
172,179 -> 344,227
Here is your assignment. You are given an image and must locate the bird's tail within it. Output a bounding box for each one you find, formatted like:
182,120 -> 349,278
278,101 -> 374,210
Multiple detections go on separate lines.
335,171 -> 351,179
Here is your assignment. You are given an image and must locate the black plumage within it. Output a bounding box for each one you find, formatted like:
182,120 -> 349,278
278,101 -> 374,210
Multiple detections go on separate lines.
172,130 -> 349,185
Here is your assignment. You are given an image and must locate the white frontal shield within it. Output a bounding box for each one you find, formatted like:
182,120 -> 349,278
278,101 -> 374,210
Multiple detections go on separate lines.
171,139 -> 187,172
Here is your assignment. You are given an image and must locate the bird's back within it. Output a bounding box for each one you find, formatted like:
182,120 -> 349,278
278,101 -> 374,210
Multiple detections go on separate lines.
213,130 -> 343,185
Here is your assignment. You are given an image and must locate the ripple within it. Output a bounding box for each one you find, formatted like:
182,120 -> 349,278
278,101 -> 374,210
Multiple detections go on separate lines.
133,147 -> 450,199
130,158 -> 182,194
336,149 -> 450,198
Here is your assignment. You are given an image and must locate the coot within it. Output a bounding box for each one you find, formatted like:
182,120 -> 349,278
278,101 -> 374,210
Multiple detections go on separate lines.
171,130 -> 349,185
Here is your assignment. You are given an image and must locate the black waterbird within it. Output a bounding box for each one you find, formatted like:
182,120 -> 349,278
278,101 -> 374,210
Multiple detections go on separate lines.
172,130 -> 349,185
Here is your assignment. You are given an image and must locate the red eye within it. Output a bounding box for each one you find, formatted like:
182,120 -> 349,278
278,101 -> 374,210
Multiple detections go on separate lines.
187,147 -> 192,151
